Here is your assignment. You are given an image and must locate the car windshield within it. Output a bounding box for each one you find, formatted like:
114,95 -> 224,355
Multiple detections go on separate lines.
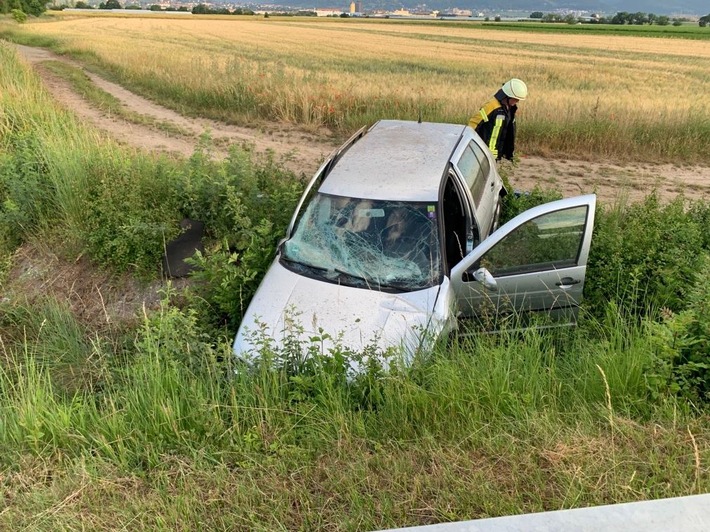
281,194 -> 441,291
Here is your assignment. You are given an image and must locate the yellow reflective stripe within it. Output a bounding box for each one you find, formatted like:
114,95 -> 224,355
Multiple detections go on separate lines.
488,115 -> 504,158
468,109 -> 488,128
469,97 -> 500,129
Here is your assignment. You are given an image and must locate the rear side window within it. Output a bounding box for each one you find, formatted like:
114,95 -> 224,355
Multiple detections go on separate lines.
469,141 -> 491,185
455,143 -> 487,207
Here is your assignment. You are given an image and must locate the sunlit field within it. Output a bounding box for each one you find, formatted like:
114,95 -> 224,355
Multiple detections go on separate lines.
3,14 -> 710,162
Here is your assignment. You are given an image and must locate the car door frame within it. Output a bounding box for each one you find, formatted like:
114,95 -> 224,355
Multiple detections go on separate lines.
449,131 -> 502,241
449,194 -> 597,329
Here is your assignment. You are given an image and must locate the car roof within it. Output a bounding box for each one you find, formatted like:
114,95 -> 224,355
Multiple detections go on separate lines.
318,120 -> 466,202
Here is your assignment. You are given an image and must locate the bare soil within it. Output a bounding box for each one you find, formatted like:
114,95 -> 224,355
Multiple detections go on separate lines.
5,44 -> 710,328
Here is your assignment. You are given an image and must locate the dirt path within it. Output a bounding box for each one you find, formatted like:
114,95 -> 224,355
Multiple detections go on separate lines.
15,44 -> 335,176
14,44 -> 710,203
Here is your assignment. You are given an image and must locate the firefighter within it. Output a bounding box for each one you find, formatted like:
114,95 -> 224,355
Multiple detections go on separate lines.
468,78 -> 528,162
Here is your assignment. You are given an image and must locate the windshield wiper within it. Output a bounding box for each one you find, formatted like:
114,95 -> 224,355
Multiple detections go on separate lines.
281,256 -> 332,275
334,268 -> 406,291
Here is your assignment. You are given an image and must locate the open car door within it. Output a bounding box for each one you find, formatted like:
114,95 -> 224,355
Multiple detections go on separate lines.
450,194 -> 596,329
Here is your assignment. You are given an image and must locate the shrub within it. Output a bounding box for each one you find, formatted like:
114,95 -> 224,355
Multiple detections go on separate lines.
80,155 -> 183,275
0,132 -> 54,251
11,9 -> 27,22
179,144 -> 304,330
499,186 -> 563,224
584,194 -> 706,318
645,257 -> 710,404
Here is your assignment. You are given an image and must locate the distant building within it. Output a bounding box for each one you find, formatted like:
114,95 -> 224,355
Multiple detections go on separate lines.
315,7 -> 344,16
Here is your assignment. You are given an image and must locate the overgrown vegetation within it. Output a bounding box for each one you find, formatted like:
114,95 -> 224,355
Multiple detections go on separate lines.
1,38 -> 709,529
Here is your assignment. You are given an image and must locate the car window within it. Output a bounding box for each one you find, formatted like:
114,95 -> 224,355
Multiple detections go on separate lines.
281,194 -> 441,291
469,140 -> 491,185
455,144 -> 486,207
478,205 -> 589,276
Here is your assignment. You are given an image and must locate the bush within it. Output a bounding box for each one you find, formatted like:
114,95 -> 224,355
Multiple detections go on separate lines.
500,186 -> 563,224
178,144 -> 304,330
79,156 -> 183,275
585,194 -> 707,318
645,257 -> 710,404
0,132 -> 54,252
11,9 -> 27,22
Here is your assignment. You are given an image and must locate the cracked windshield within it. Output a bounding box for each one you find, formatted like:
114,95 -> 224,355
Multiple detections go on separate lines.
282,194 -> 441,291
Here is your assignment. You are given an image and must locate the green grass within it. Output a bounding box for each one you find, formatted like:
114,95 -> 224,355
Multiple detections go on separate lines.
295,17 -> 710,39
0,294 -> 707,529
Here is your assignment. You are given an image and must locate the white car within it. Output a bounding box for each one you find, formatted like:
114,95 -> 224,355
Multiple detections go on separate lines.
234,120 -> 596,364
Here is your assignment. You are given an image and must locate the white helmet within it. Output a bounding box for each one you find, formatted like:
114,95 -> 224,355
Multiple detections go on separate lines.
501,78 -> 528,100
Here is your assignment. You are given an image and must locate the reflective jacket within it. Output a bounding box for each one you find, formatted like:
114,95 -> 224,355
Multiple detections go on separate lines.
468,89 -> 517,161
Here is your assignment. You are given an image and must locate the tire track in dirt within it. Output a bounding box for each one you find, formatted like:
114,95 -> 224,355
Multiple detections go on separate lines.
15,44 -> 336,176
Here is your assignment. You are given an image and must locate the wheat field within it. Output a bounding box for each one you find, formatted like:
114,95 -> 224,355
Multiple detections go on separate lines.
9,15 -> 710,160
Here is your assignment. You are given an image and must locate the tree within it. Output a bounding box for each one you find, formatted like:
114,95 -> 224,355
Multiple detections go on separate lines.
630,12 -> 648,25
699,14 -> 710,27
1,0 -> 47,16
99,0 -> 122,8
611,11 -> 630,24
530,11 -> 543,19
74,0 -> 92,7
149,3 -> 161,9
657,15 -> 670,25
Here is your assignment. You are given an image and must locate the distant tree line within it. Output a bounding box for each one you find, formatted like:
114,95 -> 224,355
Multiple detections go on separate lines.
44,1 -> 257,14
0,0 -> 46,17
530,10 -> 709,27
191,4 -> 254,15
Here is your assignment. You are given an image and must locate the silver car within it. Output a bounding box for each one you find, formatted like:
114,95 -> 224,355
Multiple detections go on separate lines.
234,120 -> 596,363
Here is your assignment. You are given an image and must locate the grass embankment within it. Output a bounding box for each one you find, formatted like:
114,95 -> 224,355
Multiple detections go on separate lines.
1,38 -> 710,529
1,16 -> 710,163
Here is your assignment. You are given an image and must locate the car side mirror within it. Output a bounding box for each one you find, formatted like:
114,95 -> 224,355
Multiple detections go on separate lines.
472,267 -> 498,291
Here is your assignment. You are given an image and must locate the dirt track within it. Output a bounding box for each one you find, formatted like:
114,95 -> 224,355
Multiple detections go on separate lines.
14,44 -> 710,203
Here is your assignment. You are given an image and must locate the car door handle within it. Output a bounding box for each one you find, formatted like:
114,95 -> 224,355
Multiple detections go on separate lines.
556,277 -> 581,287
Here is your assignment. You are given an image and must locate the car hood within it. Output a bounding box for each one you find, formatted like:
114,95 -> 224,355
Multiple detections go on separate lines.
234,260 -> 447,367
